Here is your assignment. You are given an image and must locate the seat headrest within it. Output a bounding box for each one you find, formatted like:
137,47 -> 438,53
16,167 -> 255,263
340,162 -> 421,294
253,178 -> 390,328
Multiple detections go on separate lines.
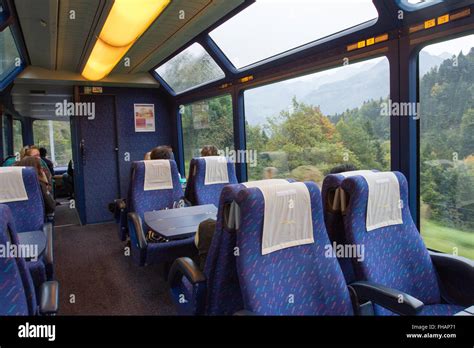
201,156 -> 229,185
343,171 -> 403,231
243,181 -> 314,255
0,167 -> 28,203
143,160 -> 173,191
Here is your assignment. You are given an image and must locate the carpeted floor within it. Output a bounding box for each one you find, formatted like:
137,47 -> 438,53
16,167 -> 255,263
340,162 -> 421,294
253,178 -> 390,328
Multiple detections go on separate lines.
53,204 -> 177,315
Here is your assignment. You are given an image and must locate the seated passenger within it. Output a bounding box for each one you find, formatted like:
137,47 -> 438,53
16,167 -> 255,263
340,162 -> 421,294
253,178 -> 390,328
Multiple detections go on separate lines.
200,145 -> 219,157
195,218 -> 217,271
144,151 -> 151,160
39,147 -> 55,176
150,145 -> 172,160
15,156 -> 56,215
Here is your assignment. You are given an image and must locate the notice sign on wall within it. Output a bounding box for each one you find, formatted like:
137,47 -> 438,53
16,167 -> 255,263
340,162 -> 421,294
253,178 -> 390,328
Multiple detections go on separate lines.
134,104 -> 155,132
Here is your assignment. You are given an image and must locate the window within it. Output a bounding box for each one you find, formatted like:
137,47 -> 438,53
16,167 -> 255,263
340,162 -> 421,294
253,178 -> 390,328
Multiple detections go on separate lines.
181,95 -> 233,175
155,43 -> 225,94
33,120 -> 72,167
419,35 -> 474,259
210,0 -> 378,69
0,27 -> 21,81
245,57 -> 390,184
398,0 -> 441,10
12,119 -> 22,155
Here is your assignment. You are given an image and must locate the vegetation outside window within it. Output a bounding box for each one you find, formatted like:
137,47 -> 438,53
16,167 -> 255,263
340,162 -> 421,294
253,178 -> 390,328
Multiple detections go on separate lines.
245,57 -> 391,185
13,119 -> 22,156
419,35 -> 474,259
181,95 -> 234,175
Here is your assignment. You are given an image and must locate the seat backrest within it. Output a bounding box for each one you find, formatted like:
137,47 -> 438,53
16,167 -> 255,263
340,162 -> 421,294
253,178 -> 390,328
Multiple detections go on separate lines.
0,167 -> 44,232
203,183 -> 245,315
0,204 -> 37,315
235,181 -> 353,315
185,157 -> 237,206
129,160 -> 184,219
341,171 -> 441,305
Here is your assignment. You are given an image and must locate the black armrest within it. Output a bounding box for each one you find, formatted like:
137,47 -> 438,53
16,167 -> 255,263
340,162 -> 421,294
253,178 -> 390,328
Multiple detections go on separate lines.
42,223 -> 53,265
429,251 -> 474,306
39,281 -> 59,315
234,310 -> 257,316
168,257 -> 206,286
349,281 -> 424,316
127,212 -> 147,249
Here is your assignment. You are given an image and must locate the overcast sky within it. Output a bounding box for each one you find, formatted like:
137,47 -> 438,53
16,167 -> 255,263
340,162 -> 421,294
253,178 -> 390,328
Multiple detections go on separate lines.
210,0 -> 473,67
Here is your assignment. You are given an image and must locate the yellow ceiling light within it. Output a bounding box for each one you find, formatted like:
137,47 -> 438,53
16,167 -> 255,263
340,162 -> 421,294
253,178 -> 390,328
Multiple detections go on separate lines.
82,0 -> 171,81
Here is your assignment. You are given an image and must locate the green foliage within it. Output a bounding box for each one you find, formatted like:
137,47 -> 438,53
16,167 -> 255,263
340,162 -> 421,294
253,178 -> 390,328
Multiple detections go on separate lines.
419,48 -> 474,231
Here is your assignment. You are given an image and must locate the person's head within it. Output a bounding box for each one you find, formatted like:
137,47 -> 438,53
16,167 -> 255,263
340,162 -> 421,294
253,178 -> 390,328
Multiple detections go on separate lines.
329,163 -> 358,174
150,146 -> 171,160
25,146 -> 40,159
15,156 -> 43,177
200,145 -> 219,157
144,152 -> 151,160
39,147 -> 47,158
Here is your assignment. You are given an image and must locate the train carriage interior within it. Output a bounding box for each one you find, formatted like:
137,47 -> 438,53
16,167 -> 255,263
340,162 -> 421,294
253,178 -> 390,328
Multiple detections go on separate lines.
0,0 -> 473,339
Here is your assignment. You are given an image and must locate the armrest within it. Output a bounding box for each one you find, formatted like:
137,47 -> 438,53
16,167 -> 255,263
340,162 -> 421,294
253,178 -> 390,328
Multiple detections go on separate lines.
234,310 -> 257,316
42,223 -> 53,265
349,281 -> 424,316
39,281 -> 59,315
429,251 -> 474,306
168,257 -> 207,315
168,257 -> 206,286
127,212 -> 147,249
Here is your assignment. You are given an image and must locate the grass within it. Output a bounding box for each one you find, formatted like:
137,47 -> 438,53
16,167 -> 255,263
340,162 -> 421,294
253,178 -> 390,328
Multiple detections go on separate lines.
420,218 -> 474,260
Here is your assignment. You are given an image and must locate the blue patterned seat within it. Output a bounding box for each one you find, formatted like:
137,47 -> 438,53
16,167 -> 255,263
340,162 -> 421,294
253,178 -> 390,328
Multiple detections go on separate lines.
184,158 -> 237,206
170,183 -> 246,315
341,172 -> 467,316
234,181 -> 354,315
170,180 -> 299,315
0,167 -> 54,295
127,160 -> 196,266
0,204 -> 38,315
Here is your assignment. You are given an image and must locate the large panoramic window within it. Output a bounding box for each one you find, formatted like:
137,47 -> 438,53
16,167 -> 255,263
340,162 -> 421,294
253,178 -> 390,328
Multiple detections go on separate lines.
33,120 -> 72,167
13,119 -> 22,155
180,95 -> 234,175
0,27 -> 21,81
245,57 -> 390,184
419,35 -> 474,259
210,0 -> 378,69
155,43 -> 225,94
